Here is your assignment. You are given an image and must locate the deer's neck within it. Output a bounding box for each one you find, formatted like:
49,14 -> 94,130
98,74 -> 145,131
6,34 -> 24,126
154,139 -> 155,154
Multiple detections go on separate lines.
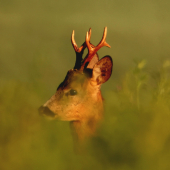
70,94 -> 103,143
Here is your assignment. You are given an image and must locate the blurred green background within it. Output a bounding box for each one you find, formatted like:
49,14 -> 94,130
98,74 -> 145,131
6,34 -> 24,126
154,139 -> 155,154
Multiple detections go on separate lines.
0,0 -> 170,169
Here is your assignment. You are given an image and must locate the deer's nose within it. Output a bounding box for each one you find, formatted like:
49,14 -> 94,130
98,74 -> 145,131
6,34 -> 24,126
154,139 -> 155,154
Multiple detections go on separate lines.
38,106 -> 56,118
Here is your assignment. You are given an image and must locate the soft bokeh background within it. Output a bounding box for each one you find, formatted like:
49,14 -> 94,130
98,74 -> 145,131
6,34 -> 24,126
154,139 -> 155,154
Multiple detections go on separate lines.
0,0 -> 170,169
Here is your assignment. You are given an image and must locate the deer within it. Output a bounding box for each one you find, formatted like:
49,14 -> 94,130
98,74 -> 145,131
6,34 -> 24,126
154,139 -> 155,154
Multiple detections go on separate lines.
39,27 -> 113,150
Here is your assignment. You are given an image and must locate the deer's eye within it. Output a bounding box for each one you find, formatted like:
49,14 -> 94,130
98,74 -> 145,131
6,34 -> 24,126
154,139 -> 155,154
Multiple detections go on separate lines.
69,89 -> 77,96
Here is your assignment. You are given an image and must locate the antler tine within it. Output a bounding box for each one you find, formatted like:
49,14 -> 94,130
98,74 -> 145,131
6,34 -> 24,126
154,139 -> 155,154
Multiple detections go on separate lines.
71,30 -> 77,51
71,30 -> 86,53
81,27 -> 111,70
97,27 -> 111,49
85,28 -> 92,53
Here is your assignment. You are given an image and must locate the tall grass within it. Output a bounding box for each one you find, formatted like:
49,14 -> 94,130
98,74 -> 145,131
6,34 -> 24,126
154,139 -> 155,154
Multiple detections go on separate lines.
0,60 -> 170,170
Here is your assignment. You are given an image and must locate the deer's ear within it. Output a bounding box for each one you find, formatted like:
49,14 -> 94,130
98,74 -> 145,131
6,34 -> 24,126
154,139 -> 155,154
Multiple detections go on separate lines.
92,56 -> 113,85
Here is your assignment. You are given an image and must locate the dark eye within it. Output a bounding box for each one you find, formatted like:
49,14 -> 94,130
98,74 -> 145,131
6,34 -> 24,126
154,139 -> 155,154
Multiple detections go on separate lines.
69,89 -> 77,96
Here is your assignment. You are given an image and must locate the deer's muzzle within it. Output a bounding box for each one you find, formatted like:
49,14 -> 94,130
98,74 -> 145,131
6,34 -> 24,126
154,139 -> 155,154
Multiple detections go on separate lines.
38,106 -> 56,118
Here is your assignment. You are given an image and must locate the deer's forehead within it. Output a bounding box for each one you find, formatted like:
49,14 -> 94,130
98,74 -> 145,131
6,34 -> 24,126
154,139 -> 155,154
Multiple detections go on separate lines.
67,69 -> 85,81
58,69 -> 89,90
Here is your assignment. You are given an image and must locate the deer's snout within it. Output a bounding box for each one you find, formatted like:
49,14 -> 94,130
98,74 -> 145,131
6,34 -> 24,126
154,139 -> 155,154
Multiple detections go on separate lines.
38,106 -> 56,118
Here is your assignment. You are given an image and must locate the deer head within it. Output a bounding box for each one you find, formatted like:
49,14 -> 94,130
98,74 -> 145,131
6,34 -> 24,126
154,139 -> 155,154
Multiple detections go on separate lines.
39,27 -> 113,146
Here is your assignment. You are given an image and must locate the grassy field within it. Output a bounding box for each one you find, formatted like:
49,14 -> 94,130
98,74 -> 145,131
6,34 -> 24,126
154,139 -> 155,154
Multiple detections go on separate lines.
0,0 -> 170,169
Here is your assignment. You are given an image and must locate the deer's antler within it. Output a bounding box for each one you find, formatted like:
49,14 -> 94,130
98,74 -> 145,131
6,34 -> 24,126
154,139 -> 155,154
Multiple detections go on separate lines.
80,27 -> 111,70
71,30 -> 87,53
71,29 -> 91,69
